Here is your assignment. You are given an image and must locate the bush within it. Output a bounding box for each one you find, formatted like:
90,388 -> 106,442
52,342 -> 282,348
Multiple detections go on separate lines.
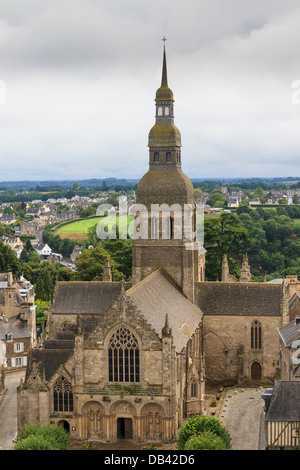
14,423 -> 70,450
184,431 -> 228,450
13,435 -> 57,450
177,415 -> 231,450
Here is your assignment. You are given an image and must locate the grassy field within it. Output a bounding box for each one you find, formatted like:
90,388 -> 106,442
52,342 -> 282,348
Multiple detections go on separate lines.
54,216 -> 134,240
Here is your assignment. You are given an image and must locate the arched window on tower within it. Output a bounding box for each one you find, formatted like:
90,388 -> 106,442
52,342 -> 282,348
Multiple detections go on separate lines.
165,107 -> 170,116
154,152 -> 159,162
108,327 -> 140,383
158,107 -> 163,116
53,376 -> 73,412
166,152 -> 172,162
251,320 -> 262,349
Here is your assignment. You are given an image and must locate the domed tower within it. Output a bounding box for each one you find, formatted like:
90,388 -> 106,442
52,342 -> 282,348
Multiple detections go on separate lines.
132,44 -> 206,301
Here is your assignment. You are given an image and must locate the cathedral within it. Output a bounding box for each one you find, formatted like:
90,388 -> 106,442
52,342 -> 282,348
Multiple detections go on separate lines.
17,47 -> 288,444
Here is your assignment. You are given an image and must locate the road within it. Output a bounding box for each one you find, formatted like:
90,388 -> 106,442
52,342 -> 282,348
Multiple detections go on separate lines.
0,370 -> 25,450
219,387 -> 266,450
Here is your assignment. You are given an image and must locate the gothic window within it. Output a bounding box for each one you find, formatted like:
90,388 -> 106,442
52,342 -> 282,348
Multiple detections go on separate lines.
154,152 -> 159,162
191,380 -> 197,398
53,376 -> 73,412
166,152 -> 172,162
108,327 -> 140,383
251,320 -> 262,349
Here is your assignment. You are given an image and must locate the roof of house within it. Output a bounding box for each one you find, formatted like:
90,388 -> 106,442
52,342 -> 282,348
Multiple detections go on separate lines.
52,281 -> 132,315
0,320 -> 32,340
126,268 -> 203,352
195,282 -> 283,316
278,318 -> 300,347
266,381 -> 300,422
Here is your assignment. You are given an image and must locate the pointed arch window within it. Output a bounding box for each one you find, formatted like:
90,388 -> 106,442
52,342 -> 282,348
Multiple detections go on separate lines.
108,327 -> 140,383
251,320 -> 262,349
53,376 -> 73,412
191,379 -> 197,398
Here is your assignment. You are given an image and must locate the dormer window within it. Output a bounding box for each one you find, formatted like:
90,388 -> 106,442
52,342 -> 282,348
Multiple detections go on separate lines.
6,333 -> 13,342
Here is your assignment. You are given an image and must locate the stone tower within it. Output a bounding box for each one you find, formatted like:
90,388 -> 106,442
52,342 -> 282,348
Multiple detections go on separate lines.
132,45 -> 206,301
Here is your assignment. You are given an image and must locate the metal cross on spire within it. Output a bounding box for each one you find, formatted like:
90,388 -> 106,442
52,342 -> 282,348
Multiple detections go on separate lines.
162,36 -> 167,44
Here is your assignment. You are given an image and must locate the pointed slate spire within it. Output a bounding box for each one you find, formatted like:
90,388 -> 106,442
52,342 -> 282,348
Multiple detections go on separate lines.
161,45 -> 168,87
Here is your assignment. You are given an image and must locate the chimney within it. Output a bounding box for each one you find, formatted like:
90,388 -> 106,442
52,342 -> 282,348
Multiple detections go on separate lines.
262,388 -> 273,414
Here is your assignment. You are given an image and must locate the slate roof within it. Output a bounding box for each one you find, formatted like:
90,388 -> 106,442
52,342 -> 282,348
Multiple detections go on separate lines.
0,320 -> 32,340
126,268 -> 203,352
195,282 -> 283,316
278,318 -> 300,347
266,381 -> 300,422
52,281 -> 131,315
28,348 -> 73,382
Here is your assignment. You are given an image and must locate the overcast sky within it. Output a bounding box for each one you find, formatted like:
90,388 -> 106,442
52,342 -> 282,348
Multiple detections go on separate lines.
0,0 -> 299,182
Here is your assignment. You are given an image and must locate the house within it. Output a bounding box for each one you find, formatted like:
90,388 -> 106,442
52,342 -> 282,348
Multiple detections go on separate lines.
262,381 -> 300,449
0,318 -> 32,370
20,221 -> 39,237
227,197 -> 239,208
277,316 -> 300,381
26,207 -> 41,218
35,243 -> 52,260
1,236 -> 24,259
249,198 -> 261,206
1,214 -> 17,225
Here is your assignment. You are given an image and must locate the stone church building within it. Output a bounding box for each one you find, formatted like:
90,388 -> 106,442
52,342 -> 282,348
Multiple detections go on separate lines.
17,47 -> 288,444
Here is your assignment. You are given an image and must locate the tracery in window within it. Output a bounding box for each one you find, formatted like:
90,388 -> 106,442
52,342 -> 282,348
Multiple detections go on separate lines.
53,376 -> 73,412
108,327 -> 140,383
251,320 -> 262,349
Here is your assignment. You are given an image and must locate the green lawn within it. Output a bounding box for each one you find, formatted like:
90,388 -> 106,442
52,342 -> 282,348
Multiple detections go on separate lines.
293,218 -> 300,227
55,216 -> 134,234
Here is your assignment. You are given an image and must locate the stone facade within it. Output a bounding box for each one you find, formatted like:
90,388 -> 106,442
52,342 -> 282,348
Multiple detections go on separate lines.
18,278 -> 205,442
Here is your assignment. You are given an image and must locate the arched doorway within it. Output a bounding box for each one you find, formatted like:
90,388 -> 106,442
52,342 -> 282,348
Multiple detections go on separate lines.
117,418 -> 133,439
251,361 -> 262,380
57,420 -> 70,433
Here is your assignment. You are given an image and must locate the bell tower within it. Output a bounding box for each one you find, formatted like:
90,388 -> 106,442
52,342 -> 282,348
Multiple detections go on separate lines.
131,43 -> 206,301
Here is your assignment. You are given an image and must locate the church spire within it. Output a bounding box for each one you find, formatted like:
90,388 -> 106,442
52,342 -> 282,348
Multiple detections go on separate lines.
161,44 -> 168,88
155,41 -> 174,103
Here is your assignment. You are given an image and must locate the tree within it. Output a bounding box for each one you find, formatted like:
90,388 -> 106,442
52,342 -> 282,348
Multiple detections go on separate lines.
13,423 -> 70,450
177,415 -> 231,450
35,267 -> 54,302
206,192 -> 224,208
75,246 -> 122,281
184,431 -> 229,450
0,240 -> 20,275
204,213 -> 250,280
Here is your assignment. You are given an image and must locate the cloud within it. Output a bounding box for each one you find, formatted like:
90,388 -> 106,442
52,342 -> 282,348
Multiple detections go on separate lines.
0,0 -> 299,181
